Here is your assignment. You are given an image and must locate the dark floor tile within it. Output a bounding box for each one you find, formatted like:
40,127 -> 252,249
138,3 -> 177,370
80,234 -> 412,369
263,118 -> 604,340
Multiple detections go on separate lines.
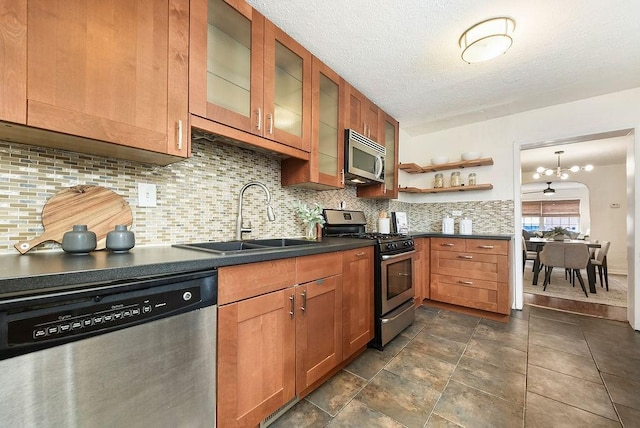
578,316 -> 635,337
433,380 -> 524,428
601,373 -> 640,411
591,347 -> 640,382
401,318 -> 427,339
615,403 -> 640,428
472,322 -> 528,352
527,365 -> 618,420
525,392 -> 621,428
378,329 -> 413,359
416,305 -> 440,323
480,315 -> 529,336
407,330 -> 467,364
528,343 -> 601,383
305,370 -> 367,417
435,309 -> 481,329
529,306 -> 581,325
385,346 -> 456,391
425,414 -> 463,427
270,399 -> 332,428
424,315 -> 477,344
584,329 -> 640,363
511,305 -> 530,320
451,356 -> 526,405
326,399 -> 404,428
344,348 -> 389,381
528,330 -> 591,358
356,369 -> 440,428
464,337 -> 527,374
529,315 -> 585,340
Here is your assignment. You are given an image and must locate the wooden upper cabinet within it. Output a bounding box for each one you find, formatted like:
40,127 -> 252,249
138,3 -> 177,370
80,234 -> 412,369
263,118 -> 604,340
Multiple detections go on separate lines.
189,0 -> 311,155
281,57 -> 345,189
0,0 -> 27,124
25,0 -> 189,158
346,84 -> 379,141
357,111 -> 399,199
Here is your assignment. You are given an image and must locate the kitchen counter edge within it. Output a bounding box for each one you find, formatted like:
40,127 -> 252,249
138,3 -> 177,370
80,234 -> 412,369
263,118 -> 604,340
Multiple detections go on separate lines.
0,238 -> 373,298
408,232 -> 513,240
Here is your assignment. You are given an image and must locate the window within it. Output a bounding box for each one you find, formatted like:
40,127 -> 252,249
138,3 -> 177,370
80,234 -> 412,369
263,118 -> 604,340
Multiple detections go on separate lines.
522,200 -> 581,233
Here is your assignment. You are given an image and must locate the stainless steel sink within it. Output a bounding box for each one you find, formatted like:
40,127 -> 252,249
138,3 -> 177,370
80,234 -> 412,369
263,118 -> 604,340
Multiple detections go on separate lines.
174,238 -> 318,254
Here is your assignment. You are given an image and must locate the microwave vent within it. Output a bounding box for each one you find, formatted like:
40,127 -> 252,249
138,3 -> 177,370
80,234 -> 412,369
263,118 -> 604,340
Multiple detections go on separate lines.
346,129 -> 386,155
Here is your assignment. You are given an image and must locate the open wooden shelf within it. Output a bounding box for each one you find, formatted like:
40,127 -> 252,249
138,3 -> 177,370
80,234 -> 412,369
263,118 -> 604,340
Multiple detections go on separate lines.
399,183 -> 493,194
399,157 -> 493,174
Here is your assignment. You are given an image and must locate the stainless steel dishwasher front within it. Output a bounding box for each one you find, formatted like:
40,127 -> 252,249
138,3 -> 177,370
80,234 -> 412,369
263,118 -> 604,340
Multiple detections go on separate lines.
0,269 -> 217,427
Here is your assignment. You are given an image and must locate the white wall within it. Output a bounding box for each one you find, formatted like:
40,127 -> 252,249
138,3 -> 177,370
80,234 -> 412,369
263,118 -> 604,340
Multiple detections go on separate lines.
399,87 -> 640,329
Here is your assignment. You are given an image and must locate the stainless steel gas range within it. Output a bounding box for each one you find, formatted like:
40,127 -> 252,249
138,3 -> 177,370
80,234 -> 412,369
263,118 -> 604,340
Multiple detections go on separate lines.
323,209 -> 416,350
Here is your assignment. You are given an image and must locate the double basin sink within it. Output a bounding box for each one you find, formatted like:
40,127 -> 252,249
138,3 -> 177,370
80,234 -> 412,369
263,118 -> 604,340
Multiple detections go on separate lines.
175,238 -> 318,255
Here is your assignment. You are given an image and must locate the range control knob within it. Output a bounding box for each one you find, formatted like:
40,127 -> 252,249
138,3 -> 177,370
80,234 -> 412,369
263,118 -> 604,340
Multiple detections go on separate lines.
183,291 -> 193,301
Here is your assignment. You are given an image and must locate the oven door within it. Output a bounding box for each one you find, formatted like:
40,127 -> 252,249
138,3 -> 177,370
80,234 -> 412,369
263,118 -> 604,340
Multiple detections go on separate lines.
380,250 -> 415,315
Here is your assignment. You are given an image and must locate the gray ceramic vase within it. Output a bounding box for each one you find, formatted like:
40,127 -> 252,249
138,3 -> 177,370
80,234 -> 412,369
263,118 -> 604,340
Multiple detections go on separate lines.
62,225 -> 97,254
106,225 -> 135,253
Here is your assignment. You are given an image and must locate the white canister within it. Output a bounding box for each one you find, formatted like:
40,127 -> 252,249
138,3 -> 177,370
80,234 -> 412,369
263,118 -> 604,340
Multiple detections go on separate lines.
460,218 -> 473,235
442,217 -> 454,234
378,218 -> 391,234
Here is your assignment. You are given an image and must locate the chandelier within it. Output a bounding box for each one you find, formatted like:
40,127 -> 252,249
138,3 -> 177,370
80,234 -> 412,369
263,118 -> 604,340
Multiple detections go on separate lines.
532,150 -> 594,180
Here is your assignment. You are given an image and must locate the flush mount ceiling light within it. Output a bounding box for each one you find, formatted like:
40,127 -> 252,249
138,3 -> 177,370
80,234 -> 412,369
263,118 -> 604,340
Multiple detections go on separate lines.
459,17 -> 516,63
532,150 -> 594,180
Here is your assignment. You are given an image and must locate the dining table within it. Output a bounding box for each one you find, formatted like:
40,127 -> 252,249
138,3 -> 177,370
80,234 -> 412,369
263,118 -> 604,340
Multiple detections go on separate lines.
528,237 -> 602,293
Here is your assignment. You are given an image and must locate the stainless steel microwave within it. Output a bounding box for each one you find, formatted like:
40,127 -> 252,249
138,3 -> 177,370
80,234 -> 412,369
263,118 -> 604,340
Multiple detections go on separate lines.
344,129 -> 386,185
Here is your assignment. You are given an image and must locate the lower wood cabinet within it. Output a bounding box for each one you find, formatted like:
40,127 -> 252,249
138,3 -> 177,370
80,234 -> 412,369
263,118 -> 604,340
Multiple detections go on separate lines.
341,247 -> 374,360
413,238 -> 430,304
430,237 -> 511,314
217,250 -> 360,427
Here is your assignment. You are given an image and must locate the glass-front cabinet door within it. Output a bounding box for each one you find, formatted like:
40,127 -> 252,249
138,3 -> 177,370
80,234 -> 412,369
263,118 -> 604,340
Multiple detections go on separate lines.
281,57 -> 344,188
263,22 -> 311,151
190,0 -> 264,135
190,0 -> 310,152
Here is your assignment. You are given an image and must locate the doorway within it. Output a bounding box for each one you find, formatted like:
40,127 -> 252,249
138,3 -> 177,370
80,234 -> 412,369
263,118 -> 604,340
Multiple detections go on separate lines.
516,131 -> 632,321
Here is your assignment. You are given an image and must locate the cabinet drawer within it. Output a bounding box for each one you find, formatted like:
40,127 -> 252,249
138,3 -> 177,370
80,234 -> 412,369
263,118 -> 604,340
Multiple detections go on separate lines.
465,239 -> 508,255
431,237 -> 465,252
431,251 -> 508,282
219,258 -> 296,305
296,252 -> 342,284
430,275 -> 500,313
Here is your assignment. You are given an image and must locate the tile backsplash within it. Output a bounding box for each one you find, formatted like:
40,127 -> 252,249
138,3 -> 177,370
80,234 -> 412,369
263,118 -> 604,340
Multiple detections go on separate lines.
0,138 -> 514,253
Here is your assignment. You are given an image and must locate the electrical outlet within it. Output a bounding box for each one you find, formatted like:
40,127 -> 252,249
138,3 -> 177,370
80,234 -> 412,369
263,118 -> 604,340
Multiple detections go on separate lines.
138,183 -> 157,207
451,210 -> 462,216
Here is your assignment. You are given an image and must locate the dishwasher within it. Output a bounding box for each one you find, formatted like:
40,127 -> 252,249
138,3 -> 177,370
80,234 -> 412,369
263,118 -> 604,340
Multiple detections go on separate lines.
0,269 -> 217,428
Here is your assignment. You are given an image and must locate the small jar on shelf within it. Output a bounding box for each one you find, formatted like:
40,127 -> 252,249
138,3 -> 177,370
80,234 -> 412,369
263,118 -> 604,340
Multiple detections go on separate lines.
434,173 -> 444,188
468,173 -> 477,186
450,171 -> 461,187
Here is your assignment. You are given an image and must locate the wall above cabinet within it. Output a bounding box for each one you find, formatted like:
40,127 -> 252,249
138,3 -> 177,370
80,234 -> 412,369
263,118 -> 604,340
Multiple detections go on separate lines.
399,157 -> 493,173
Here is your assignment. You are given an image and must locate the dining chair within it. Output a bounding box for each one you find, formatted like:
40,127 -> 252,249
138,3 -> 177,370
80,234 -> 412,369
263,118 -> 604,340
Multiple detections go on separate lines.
522,236 -> 538,272
591,240 -> 611,291
539,242 -> 590,297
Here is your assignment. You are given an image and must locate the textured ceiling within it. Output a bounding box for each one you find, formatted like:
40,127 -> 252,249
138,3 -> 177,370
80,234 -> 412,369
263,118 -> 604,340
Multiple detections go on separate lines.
246,0 -> 640,136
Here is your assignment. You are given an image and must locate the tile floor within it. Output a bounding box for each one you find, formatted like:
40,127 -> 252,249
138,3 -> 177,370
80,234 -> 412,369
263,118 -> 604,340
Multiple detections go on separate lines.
271,305 -> 640,428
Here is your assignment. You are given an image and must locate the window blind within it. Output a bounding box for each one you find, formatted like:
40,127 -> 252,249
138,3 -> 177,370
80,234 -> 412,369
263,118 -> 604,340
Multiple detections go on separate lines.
522,200 -> 580,217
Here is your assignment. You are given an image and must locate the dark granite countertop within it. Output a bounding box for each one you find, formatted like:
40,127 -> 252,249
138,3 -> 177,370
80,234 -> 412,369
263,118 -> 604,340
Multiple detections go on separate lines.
0,238 -> 372,299
408,232 -> 513,240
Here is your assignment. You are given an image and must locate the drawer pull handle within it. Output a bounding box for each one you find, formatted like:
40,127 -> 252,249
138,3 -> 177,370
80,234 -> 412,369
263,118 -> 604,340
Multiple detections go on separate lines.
457,255 -> 473,259
440,243 -> 455,247
176,120 -> 183,150
301,291 -> 307,313
478,245 -> 494,249
458,280 -> 474,285
356,252 -> 366,257
289,294 -> 295,319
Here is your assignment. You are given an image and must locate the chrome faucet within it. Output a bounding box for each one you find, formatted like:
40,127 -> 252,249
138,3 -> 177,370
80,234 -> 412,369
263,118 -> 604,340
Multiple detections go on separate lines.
236,181 -> 276,240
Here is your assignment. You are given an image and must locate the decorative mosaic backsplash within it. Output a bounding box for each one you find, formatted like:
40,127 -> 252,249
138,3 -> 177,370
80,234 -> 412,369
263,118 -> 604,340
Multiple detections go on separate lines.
0,138 -> 514,253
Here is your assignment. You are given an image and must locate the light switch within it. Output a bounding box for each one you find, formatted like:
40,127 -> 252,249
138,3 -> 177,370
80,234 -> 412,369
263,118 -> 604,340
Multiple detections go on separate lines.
138,183 -> 157,207
451,210 -> 462,216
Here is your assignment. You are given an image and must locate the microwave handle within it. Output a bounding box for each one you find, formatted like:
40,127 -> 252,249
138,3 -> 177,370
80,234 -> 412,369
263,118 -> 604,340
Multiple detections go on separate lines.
374,155 -> 384,179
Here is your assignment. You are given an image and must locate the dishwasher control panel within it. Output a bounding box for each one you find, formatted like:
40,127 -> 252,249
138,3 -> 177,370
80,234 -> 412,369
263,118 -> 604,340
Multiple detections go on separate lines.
5,286 -> 201,347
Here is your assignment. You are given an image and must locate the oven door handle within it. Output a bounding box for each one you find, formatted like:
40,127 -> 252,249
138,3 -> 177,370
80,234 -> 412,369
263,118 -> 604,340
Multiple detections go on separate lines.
381,250 -> 416,261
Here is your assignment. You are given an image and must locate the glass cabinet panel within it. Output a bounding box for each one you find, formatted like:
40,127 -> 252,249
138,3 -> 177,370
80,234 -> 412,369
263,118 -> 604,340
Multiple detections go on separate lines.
318,73 -> 339,176
274,42 -> 303,137
206,0 -> 251,117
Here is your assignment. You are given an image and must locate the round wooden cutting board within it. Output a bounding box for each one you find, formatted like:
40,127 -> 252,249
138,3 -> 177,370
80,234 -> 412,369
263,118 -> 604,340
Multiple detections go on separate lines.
14,185 -> 133,254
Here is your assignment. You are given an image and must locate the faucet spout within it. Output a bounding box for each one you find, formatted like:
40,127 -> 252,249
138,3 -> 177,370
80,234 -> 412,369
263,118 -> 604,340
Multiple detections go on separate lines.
236,181 -> 276,240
